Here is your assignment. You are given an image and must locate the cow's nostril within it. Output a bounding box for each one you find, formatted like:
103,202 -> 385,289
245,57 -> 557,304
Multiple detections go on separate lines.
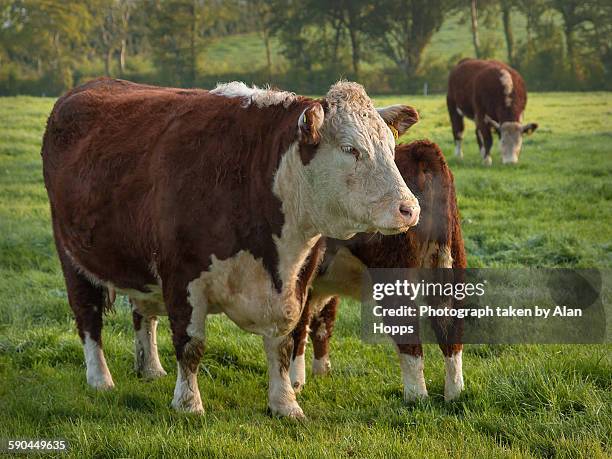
399,203 -> 420,227
399,204 -> 414,217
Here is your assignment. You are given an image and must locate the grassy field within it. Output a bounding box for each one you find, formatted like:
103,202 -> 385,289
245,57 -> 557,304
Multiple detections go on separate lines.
0,93 -> 610,458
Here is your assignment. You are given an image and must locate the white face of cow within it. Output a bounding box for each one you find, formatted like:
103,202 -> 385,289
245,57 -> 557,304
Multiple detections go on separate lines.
486,115 -> 539,164
499,121 -> 524,164
297,82 -> 420,239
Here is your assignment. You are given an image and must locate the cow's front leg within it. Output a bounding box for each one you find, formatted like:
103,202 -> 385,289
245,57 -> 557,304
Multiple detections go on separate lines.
441,345 -> 464,401
132,304 -> 167,379
264,335 -> 304,418
167,279 -> 207,414
476,125 -> 493,166
396,343 -> 428,401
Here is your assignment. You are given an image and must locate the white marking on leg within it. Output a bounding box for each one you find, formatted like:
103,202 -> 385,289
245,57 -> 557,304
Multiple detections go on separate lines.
454,139 -> 463,158
83,332 -> 114,390
171,359 -> 204,413
134,316 -> 167,379
312,355 -> 331,376
444,350 -> 464,401
290,352 -> 306,394
398,353 -> 428,401
264,336 -> 304,418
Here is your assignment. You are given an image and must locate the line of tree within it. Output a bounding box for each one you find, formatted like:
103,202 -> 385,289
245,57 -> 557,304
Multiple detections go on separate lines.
0,0 -> 610,95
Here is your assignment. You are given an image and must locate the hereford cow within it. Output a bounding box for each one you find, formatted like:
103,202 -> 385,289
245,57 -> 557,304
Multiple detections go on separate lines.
447,58 -> 538,165
289,140 -> 467,402
42,78 -> 421,418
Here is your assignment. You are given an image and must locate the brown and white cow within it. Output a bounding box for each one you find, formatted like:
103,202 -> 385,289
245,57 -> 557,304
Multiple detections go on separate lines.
289,140 -> 467,402
42,78 -> 421,418
447,58 -> 538,165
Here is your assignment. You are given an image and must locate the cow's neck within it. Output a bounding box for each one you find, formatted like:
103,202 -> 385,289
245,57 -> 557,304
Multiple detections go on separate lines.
272,141 -> 322,316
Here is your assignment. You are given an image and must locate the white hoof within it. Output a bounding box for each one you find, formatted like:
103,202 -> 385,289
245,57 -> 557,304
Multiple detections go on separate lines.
172,364 -> 203,414
269,400 -> 305,419
444,351 -> 464,401
140,366 -> 167,380
171,388 -> 204,414
84,333 -> 115,390
444,378 -> 464,401
403,384 -> 428,402
483,156 -> 492,166
312,356 -> 331,376
87,373 -> 115,390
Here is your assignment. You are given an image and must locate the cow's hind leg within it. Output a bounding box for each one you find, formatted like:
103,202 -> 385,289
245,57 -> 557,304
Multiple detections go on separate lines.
290,300 -> 312,394
131,302 -> 167,379
310,297 -> 338,376
430,244 -> 465,401
56,247 -> 115,390
166,277 -> 206,414
265,335 -> 304,418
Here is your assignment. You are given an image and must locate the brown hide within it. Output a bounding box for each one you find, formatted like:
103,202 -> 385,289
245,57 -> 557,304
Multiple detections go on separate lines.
447,58 -> 527,124
42,78 -> 323,329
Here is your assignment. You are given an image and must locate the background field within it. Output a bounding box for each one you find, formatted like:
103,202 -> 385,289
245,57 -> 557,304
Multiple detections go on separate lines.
0,93 -> 610,458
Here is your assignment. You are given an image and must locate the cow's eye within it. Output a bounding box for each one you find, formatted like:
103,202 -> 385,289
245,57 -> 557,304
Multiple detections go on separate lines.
341,145 -> 360,159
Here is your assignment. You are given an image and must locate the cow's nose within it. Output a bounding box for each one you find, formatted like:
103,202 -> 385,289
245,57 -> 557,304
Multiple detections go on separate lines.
399,202 -> 420,227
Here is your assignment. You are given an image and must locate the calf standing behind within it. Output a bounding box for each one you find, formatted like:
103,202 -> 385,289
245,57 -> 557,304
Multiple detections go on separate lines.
42,78 -> 421,418
447,58 -> 538,165
290,140 -> 467,402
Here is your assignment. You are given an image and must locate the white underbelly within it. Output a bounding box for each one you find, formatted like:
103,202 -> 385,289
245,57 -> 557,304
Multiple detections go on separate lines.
187,250 -> 302,337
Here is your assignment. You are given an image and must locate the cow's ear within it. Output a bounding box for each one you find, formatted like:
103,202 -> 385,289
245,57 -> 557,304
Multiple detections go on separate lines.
522,123 -> 538,135
298,102 -> 324,145
377,105 -> 419,137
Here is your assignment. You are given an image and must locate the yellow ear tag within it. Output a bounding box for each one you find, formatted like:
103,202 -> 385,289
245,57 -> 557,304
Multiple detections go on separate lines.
389,125 -> 399,140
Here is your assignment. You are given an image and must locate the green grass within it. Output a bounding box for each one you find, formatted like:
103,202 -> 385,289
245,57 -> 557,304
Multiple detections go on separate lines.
0,94 -> 611,458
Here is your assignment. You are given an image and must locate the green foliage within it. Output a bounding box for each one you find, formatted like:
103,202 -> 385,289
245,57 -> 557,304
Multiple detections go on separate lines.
0,93 -> 611,456
0,0 -> 610,94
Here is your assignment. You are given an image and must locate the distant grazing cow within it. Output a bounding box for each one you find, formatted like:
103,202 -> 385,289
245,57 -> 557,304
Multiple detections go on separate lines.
289,140 -> 467,402
42,78 -> 421,418
447,58 -> 538,165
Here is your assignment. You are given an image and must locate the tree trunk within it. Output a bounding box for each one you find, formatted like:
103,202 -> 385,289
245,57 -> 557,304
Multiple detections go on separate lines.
501,2 -> 514,65
118,38 -> 126,75
470,0 -> 481,58
263,29 -> 272,79
565,24 -> 576,77
189,0 -> 197,86
333,22 -> 342,62
348,26 -> 360,76
105,47 -> 113,76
